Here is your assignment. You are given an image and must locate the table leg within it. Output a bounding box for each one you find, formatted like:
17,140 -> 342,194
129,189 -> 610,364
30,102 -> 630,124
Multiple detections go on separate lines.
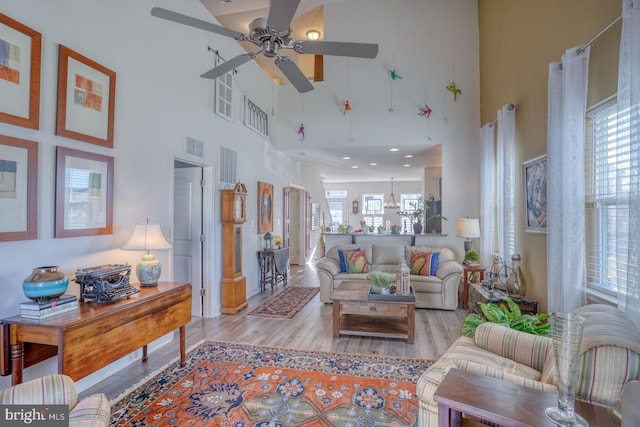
332,302 -> 341,338
142,345 -> 148,362
179,325 -> 186,367
462,272 -> 469,309
10,342 -> 24,385
407,305 -> 415,344
438,403 -> 451,426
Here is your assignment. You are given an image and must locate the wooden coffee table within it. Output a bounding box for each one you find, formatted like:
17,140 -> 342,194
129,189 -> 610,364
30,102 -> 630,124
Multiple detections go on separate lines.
331,281 -> 415,344
434,368 -> 613,426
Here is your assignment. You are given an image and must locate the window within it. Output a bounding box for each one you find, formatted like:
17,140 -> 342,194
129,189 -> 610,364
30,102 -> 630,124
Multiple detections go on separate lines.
400,193 -> 422,233
325,190 -> 347,199
215,71 -> 233,121
362,194 -> 384,228
328,201 -> 344,227
586,100 -> 636,297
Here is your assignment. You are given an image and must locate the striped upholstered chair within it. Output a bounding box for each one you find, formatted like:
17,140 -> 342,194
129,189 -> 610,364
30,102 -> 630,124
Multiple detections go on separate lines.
416,304 -> 640,426
0,374 -> 110,426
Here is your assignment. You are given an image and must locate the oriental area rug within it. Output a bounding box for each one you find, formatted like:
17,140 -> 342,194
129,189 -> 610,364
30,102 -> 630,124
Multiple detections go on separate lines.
110,340 -> 431,427
246,286 -> 320,319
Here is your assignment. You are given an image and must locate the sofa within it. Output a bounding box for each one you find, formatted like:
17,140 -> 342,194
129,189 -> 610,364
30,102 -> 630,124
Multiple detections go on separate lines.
0,374 -> 111,426
416,304 -> 640,426
316,243 -> 463,309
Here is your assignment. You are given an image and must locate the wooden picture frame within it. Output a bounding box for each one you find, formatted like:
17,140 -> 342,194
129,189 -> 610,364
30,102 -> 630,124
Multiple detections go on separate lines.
0,13 -> 42,129
56,45 -> 116,148
257,181 -> 273,233
523,154 -> 547,234
55,147 -> 113,238
0,135 -> 38,241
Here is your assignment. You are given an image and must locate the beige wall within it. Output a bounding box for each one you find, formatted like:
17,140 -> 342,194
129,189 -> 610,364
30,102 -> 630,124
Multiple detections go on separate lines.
478,0 -> 621,313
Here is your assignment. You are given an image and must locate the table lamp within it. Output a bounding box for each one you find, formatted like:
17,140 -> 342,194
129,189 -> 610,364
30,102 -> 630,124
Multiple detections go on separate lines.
121,219 -> 172,286
456,218 -> 481,253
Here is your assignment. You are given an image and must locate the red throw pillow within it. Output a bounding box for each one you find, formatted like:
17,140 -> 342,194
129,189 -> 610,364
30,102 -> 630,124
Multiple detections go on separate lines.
410,251 -> 433,276
345,250 -> 369,273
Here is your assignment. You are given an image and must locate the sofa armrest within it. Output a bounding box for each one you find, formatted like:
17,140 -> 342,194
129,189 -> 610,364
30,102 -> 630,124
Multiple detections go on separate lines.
0,373 -> 78,408
455,359 -> 557,393
435,260 -> 463,280
316,257 -> 341,276
70,392 -> 111,427
474,323 -> 553,372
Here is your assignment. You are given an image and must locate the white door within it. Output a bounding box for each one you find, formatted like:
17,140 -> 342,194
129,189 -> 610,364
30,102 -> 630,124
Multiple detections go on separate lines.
289,189 -> 301,264
173,164 -> 203,316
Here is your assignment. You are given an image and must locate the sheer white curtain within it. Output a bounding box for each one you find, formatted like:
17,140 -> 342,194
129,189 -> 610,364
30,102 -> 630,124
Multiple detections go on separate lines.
480,124 -> 496,269
546,46 -> 590,313
617,0 -> 640,326
496,105 -> 516,264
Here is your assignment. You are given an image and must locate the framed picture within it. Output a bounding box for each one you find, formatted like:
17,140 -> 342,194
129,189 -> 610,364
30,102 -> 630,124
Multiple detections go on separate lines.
55,147 -> 114,238
257,181 -> 273,233
56,45 -> 116,148
0,135 -> 38,241
0,13 -> 42,129
523,154 -> 547,233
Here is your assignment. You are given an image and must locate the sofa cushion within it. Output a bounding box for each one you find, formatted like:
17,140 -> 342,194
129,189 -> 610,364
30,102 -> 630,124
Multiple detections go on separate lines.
430,252 -> 440,275
371,244 -> 404,265
345,249 -> 368,273
406,246 -> 454,264
410,251 -> 433,276
338,248 -> 359,272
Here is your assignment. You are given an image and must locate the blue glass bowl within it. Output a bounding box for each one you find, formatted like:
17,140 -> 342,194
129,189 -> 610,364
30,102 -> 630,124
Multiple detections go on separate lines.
23,266 -> 69,301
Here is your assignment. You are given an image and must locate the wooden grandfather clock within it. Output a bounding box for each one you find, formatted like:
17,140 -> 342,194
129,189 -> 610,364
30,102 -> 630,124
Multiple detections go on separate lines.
220,182 -> 248,314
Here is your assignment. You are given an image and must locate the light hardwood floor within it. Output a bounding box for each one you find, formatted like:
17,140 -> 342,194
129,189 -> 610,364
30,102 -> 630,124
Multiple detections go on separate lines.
81,263 -> 466,400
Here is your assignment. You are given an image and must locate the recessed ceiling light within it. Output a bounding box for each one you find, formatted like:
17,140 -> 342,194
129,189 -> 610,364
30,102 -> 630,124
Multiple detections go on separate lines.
389,148 -> 399,152
403,164 -> 411,167
342,156 -> 351,160
404,155 -> 413,158
306,29 -> 321,40
352,165 -> 359,169
216,0 -> 233,3
370,163 -> 377,166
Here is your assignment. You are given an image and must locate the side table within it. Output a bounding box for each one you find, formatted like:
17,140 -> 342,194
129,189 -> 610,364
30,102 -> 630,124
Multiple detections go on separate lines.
468,282 -> 538,315
460,265 -> 485,309
257,247 -> 289,291
434,368 -> 613,426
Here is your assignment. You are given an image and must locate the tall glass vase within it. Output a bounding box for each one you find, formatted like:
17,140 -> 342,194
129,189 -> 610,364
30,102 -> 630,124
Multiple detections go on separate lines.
545,312 -> 588,426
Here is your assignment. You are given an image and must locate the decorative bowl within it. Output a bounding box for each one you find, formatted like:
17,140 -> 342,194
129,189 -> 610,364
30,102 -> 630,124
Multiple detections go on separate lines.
22,266 -> 69,302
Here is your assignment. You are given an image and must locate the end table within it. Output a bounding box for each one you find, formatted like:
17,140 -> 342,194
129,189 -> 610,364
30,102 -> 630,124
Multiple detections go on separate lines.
468,281 -> 538,315
460,265 -> 485,309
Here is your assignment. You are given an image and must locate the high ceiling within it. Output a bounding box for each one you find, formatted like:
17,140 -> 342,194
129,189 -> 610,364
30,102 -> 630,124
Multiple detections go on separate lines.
199,0 -> 441,183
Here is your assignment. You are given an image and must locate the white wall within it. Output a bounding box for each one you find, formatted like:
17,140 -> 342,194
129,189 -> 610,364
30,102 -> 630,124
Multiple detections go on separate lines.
0,0 -> 324,390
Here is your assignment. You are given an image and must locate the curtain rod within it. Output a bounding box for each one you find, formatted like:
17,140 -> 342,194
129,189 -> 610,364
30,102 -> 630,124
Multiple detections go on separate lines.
577,15 -> 622,55
483,103 -> 517,128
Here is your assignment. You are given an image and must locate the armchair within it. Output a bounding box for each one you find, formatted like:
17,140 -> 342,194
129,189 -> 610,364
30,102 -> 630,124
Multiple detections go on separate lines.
0,374 -> 110,427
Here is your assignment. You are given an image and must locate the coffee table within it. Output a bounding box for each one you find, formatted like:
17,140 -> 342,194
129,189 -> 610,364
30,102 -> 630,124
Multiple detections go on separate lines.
331,281 -> 415,344
434,368 -> 613,426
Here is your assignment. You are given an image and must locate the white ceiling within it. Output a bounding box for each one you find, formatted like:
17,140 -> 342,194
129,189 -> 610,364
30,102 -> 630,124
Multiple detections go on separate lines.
198,0 -> 442,183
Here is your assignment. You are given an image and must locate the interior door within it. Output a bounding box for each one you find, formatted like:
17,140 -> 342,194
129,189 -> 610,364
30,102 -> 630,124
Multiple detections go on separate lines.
289,189 -> 301,264
173,163 -> 203,316
283,187 -> 290,248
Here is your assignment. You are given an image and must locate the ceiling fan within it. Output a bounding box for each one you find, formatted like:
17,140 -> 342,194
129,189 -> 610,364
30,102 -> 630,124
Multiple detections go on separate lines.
151,0 -> 379,93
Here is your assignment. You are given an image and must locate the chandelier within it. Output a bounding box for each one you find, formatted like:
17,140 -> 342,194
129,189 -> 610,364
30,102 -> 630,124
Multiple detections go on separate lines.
384,177 -> 400,209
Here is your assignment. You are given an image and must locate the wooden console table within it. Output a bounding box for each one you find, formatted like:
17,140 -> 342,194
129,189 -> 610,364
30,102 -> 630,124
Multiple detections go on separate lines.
257,248 -> 289,291
1,281 -> 191,385
434,368 -> 612,426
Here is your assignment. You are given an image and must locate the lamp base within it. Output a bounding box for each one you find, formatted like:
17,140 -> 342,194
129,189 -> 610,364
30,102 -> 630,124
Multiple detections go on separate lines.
136,254 -> 161,286
463,239 -> 473,253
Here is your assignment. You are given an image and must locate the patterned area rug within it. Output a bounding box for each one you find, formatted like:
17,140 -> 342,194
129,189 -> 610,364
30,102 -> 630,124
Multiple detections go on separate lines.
246,286 -> 320,319
110,341 -> 431,426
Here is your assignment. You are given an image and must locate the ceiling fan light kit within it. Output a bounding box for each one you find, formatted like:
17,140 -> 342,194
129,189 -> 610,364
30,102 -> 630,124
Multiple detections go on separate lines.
151,0 -> 379,93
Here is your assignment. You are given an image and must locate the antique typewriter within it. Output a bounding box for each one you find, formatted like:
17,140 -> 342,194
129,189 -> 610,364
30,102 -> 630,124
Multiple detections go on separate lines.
74,264 -> 139,303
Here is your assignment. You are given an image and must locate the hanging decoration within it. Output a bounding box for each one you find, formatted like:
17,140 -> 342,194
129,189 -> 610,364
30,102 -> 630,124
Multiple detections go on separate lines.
388,54 -> 401,112
298,123 -> 305,140
418,104 -> 432,118
343,100 -> 352,115
390,69 -> 402,80
420,88 -> 433,140
446,64 -> 461,101
344,59 -> 354,142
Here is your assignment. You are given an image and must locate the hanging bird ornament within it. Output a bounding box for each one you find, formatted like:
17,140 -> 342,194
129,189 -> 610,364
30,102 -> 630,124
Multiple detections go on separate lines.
390,69 -> 402,80
343,100 -> 351,115
298,123 -> 305,141
418,104 -> 433,118
446,82 -> 461,102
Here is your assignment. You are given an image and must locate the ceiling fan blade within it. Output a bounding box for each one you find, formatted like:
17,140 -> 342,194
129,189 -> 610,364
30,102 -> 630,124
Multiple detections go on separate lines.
295,41 -> 379,58
200,53 -> 254,79
266,0 -> 301,32
151,7 -> 246,40
275,56 -> 314,93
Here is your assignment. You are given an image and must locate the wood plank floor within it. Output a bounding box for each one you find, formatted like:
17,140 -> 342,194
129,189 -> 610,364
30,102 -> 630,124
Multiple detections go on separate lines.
81,263 -> 466,400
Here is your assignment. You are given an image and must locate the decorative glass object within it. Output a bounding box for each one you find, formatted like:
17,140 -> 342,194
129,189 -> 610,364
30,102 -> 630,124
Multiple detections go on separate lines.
23,266 -> 69,302
505,253 -> 527,297
545,312 -> 588,427
263,232 -> 273,251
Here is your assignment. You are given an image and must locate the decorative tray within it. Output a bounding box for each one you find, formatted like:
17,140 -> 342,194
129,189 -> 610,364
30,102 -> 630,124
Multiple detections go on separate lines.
367,286 -> 416,302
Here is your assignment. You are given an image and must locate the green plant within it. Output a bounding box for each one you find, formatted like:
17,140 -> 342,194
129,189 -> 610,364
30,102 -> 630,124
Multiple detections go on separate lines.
461,298 -> 550,337
464,250 -> 479,261
396,195 -> 447,225
367,271 -> 395,288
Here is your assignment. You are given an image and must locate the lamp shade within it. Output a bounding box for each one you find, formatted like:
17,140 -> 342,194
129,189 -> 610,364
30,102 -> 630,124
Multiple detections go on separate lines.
122,222 -> 171,286
456,218 -> 481,238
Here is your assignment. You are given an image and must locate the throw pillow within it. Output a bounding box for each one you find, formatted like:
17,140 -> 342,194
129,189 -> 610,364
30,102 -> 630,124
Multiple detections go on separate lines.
430,251 -> 440,275
345,249 -> 368,273
338,248 -> 360,272
410,251 -> 433,276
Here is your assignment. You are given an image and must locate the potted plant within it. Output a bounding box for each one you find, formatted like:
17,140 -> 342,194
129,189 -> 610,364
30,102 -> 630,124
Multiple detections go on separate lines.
464,250 -> 480,267
396,195 -> 447,234
461,298 -> 549,337
367,271 -> 396,294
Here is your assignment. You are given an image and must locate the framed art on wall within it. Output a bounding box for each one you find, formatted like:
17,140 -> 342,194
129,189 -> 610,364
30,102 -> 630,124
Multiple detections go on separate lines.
0,135 -> 38,241
0,13 -> 42,129
523,154 -> 547,233
56,44 -> 116,148
258,181 -> 273,233
55,146 -> 114,238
